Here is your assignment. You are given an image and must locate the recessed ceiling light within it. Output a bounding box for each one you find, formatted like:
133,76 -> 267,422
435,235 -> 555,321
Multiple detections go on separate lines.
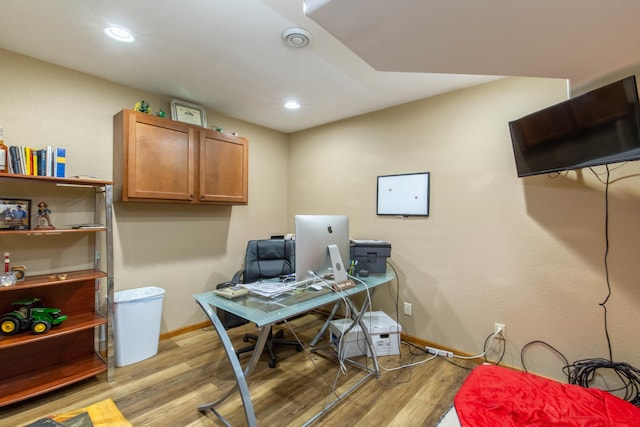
104,25 -> 134,42
284,100 -> 301,109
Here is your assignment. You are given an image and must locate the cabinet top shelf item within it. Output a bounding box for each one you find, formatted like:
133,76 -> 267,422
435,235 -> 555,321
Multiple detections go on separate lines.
0,173 -> 113,187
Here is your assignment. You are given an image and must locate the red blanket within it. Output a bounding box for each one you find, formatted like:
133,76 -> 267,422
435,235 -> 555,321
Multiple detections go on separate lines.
454,364 -> 640,426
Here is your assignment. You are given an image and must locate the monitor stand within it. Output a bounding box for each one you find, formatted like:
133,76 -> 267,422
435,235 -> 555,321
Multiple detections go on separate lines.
327,244 -> 355,290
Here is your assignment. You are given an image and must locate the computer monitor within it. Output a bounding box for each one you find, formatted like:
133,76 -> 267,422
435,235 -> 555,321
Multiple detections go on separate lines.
294,214 -> 350,283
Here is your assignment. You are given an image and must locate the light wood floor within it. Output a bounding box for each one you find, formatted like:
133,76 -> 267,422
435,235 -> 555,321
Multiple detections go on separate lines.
2,313 -> 475,426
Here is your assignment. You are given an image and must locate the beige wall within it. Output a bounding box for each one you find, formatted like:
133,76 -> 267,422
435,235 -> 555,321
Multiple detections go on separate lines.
3,48 -> 640,384
0,49 -> 290,332
288,77 -> 640,382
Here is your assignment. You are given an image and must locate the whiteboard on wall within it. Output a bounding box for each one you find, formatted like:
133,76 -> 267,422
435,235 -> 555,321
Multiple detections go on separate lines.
376,172 -> 430,217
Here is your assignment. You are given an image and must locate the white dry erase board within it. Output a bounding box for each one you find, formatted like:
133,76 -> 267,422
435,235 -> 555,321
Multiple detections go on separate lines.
376,172 -> 430,217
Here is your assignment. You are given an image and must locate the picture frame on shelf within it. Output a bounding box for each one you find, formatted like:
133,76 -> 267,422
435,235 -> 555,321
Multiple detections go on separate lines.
170,99 -> 207,128
0,198 -> 31,230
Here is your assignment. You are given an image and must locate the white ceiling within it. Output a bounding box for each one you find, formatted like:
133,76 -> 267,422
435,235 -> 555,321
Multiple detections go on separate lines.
1,1 -> 639,133
305,0 -> 640,84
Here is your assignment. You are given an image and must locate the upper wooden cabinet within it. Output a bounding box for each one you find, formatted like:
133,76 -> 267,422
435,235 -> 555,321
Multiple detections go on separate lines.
113,109 -> 248,205
199,128 -> 249,204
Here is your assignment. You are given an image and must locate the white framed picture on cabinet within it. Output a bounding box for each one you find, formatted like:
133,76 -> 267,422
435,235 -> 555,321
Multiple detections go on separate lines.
170,99 -> 207,128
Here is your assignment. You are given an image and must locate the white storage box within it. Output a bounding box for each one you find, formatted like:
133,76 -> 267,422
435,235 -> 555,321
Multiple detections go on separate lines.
329,311 -> 401,358
362,311 -> 402,357
329,319 -> 367,359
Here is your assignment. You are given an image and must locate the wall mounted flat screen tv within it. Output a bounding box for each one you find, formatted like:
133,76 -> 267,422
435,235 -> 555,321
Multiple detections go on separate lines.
509,76 -> 640,177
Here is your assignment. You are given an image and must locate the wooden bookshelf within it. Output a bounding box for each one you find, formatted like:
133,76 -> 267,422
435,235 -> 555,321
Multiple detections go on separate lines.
0,175 -> 114,406
0,351 -> 107,406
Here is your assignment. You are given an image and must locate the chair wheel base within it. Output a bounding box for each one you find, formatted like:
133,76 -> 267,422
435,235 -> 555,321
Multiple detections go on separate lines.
236,328 -> 301,368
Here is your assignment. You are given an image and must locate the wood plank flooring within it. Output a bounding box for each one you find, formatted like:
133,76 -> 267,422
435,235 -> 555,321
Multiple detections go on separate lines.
1,313 -> 475,426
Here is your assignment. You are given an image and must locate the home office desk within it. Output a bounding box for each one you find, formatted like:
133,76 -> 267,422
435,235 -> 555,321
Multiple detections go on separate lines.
194,271 -> 395,427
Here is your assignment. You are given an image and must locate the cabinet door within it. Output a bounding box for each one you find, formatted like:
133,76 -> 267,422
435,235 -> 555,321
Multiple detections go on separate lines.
198,129 -> 248,204
122,111 -> 196,202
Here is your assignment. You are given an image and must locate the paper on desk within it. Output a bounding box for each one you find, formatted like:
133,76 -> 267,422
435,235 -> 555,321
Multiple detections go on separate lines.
240,281 -> 297,298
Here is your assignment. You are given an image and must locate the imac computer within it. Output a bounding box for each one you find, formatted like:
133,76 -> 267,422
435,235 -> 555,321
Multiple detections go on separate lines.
294,214 -> 350,285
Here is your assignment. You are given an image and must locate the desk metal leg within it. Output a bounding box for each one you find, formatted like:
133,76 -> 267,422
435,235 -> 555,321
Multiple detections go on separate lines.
310,291 -> 381,378
309,301 -> 340,347
196,300 -> 271,427
311,286 -> 378,348
345,297 -> 380,377
304,295 -> 381,426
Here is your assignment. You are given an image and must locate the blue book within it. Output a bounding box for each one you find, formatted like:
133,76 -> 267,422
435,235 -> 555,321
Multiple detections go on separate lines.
55,147 -> 66,177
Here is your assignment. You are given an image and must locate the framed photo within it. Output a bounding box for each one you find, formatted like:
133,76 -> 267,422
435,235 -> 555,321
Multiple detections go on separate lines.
377,172 -> 430,217
0,198 -> 31,230
170,99 -> 207,128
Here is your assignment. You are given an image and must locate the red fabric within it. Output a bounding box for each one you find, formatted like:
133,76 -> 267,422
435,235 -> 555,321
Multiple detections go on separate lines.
454,364 -> 640,427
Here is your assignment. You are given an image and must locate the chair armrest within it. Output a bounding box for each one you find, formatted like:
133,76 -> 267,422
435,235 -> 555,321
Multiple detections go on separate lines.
231,269 -> 244,284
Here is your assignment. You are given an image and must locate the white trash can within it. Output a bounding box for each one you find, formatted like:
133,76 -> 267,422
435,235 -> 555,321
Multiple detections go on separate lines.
114,286 -> 165,367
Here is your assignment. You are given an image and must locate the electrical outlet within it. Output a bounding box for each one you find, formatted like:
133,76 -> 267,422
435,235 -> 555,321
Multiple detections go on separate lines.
494,322 -> 506,339
403,302 -> 412,316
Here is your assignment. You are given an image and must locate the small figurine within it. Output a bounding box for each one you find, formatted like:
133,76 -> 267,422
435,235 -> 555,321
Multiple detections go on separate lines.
134,100 -> 151,114
156,108 -> 166,118
36,201 -> 54,230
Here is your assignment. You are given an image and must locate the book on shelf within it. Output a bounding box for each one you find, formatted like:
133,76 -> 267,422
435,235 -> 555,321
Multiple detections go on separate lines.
46,145 -> 53,176
25,146 -> 33,175
8,146 -> 21,174
36,149 -> 46,176
5,145 -> 66,177
55,147 -> 66,177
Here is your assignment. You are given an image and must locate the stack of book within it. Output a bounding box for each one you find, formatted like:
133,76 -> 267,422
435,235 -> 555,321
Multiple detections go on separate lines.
7,146 -> 66,177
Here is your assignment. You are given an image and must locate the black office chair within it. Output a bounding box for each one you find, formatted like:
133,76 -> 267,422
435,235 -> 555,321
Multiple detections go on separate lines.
233,239 -> 302,368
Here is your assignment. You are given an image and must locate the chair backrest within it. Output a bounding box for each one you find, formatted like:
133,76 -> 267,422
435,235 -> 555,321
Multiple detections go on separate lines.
242,239 -> 295,283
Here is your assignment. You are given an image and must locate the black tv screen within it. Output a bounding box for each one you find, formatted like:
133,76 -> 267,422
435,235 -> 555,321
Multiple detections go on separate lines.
509,76 -> 640,177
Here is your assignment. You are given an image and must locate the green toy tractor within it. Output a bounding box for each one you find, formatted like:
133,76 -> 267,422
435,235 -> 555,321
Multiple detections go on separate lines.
1,297 -> 68,335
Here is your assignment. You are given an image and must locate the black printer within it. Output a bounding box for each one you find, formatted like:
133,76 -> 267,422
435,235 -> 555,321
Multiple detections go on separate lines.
349,240 -> 391,274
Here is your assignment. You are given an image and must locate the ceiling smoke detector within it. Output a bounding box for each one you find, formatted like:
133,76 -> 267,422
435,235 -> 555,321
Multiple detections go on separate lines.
282,27 -> 311,48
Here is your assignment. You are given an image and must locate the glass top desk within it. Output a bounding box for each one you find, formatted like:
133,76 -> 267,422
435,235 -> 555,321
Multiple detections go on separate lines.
194,271 -> 395,427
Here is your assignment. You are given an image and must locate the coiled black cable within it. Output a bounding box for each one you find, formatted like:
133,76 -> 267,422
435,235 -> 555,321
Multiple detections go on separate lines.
564,358 -> 640,405
521,341 -> 640,406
